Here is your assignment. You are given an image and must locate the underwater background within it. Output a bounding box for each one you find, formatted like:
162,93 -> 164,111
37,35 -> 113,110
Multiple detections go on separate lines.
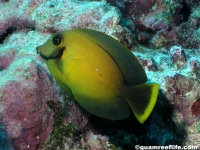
0,0 -> 200,149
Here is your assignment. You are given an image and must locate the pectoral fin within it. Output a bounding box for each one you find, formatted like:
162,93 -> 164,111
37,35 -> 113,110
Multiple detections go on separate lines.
57,80 -> 74,98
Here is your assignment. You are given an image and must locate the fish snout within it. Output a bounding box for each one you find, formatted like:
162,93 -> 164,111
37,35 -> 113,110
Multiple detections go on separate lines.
36,46 -> 40,54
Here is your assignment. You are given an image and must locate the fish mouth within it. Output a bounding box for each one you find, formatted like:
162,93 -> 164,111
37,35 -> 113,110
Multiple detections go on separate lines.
36,46 -> 65,60
36,46 -> 47,60
36,46 -> 48,59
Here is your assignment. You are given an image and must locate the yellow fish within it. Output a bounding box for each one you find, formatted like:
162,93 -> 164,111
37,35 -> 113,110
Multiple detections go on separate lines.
36,28 -> 159,124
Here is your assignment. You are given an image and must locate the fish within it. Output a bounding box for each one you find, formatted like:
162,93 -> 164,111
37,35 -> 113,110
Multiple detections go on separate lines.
36,28 -> 159,124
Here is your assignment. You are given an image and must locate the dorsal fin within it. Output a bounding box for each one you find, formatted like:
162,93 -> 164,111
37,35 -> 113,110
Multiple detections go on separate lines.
73,28 -> 147,85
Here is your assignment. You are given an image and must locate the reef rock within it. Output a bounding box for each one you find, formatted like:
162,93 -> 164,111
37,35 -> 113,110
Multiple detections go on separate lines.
0,32 -> 91,149
0,0 -> 133,149
0,46 -> 55,149
1,0 -> 200,149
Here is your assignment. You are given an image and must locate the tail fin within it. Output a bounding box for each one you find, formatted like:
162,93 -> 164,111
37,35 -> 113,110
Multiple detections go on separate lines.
123,83 -> 159,124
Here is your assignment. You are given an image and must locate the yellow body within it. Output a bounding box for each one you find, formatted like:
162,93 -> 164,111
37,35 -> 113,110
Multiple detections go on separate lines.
59,31 -> 123,98
36,29 -> 159,123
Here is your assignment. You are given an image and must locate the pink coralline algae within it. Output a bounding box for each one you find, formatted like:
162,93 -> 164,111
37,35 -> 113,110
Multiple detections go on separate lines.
169,46 -> 186,70
0,44 -> 91,149
191,99 -> 200,117
0,0 -> 37,37
107,0 -> 200,49
2,80 -> 53,150
62,102 -> 91,131
126,0 -> 174,31
164,74 -> 195,119
2,0 -> 200,149
0,50 -> 57,149
138,57 -> 157,71
0,48 -> 15,70
151,30 -> 177,48
0,18 -> 34,36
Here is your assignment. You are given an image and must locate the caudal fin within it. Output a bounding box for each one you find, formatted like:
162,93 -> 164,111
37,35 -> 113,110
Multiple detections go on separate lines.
124,83 -> 159,124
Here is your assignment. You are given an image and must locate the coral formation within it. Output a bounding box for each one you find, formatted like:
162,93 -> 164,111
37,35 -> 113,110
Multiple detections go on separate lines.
107,0 -> 182,48
0,48 -> 15,70
191,99 -> 200,117
1,0 -> 200,149
0,122 -> 14,150
0,46 -> 56,149
169,46 -> 186,70
0,33 -> 90,149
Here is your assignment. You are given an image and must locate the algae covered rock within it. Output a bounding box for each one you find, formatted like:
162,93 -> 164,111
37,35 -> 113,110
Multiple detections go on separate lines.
0,0 -> 200,149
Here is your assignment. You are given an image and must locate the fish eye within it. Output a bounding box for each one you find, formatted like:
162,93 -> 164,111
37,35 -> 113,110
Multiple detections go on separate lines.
52,35 -> 62,46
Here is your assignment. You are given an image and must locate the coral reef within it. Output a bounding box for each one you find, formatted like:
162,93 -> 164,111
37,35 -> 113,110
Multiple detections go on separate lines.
107,0 -> 200,49
0,32 -> 90,149
1,0 -> 200,149
191,99 -> 200,117
0,46 -> 56,149
0,122 -> 14,150
169,46 -> 186,70
107,0 -> 183,48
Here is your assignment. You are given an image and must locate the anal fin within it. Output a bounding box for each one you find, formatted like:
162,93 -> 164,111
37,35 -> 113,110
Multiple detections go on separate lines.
72,91 -> 130,120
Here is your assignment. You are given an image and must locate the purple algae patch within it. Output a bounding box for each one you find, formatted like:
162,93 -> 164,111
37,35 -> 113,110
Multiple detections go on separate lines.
1,79 -> 54,150
191,99 -> 200,117
0,49 -> 16,71
0,60 -> 57,149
